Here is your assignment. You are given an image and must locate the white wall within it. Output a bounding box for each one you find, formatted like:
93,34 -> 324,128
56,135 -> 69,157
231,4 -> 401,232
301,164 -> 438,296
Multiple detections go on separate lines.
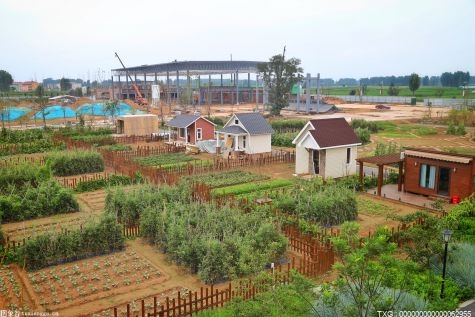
295,146 -> 310,174
247,134 -> 272,154
324,146 -> 358,178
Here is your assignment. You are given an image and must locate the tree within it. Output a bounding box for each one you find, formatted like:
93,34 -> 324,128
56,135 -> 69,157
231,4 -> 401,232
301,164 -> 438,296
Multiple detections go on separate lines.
387,82 -> 400,96
60,77 -> 72,91
409,73 -> 421,96
104,99 -> 119,124
0,70 -> 13,92
258,48 -> 303,115
320,223 -> 420,316
35,84 -> 49,128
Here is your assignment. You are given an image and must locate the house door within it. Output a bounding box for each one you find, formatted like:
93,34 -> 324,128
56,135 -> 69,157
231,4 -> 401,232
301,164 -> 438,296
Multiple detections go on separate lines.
187,128 -> 191,143
313,150 -> 319,174
437,167 -> 450,196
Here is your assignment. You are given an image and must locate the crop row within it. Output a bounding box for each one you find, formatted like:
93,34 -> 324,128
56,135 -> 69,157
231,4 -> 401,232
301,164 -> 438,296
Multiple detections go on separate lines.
28,251 -> 163,309
211,179 -> 293,197
182,170 -> 269,188
134,153 -> 199,167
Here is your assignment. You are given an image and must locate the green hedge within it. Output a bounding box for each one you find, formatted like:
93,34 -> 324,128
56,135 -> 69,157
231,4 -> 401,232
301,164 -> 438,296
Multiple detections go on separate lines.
271,132 -> 298,147
0,163 -> 78,223
47,150 -> 104,176
20,215 -> 125,270
0,128 -> 64,156
0,179 -> 78,222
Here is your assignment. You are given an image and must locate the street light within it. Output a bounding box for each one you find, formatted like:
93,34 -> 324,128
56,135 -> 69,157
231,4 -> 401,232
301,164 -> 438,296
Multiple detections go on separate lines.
440,229 -> 453,298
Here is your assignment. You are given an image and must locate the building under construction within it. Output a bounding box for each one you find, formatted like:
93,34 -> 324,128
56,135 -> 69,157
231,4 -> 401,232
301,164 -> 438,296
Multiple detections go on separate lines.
110,60 -> 268,106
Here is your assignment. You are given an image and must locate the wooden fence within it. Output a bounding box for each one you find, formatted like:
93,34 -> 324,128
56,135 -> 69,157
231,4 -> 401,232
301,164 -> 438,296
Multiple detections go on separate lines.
2,224 -> 141,251
104,220 -> 334,317
106,260 -> 301,317
0,155 -> 46,167
57,172 -> 113,189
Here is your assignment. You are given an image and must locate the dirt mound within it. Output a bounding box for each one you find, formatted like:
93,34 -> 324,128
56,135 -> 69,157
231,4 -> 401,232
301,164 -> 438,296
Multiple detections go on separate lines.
322,96 -> 345,104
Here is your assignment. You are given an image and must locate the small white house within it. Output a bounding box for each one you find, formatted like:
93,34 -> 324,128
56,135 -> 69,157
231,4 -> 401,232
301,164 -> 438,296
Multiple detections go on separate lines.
216,112 -> 274,155
292,117 -> 361,178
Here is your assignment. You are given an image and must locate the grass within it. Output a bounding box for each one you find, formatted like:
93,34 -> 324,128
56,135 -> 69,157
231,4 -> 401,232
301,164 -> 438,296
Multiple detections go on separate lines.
322,86 -> 474,99
375,124 -> 438,138
377,132 -> 416,138
442,147 -> 475,156
356,195 -> 397,218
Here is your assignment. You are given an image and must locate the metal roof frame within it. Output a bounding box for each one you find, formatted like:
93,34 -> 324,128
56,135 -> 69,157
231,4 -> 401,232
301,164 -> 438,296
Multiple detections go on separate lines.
111,60 -> 265,77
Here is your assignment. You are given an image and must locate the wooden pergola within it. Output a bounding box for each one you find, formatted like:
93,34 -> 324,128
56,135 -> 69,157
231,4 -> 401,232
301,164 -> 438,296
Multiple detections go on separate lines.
356,153 -> 404,196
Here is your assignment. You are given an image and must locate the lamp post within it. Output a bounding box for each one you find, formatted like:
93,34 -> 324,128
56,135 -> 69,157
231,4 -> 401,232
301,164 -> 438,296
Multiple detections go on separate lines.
440,229 -> 453,298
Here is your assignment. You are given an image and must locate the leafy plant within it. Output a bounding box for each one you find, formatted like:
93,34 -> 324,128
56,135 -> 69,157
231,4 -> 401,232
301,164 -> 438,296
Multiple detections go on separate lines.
211,179 -> 293,197
47,150 -> 104,176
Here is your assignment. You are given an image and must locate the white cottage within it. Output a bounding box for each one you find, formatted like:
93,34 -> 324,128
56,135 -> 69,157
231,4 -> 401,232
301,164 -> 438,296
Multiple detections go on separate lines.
292,118 -> 361,178
216,112 -> 274,156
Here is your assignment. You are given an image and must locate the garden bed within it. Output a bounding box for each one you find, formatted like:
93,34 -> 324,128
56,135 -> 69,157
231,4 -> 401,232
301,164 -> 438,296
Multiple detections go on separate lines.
24,249 -> 168,312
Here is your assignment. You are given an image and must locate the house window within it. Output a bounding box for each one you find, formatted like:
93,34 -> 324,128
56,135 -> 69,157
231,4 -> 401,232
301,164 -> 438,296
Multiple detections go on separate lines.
243,136 -> 246,148
179,128 -> 185,138
419,164 -> 436,189
235,119 -> 239,124
346,148 -> 351,164
197,128 -> 202,140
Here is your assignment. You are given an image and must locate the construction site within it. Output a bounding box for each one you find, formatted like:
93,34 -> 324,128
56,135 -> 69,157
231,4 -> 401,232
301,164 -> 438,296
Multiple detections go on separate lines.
110,55 -> 268,109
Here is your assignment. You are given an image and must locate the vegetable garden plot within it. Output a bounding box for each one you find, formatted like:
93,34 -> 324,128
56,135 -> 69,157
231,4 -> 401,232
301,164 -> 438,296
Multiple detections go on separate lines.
133,153 -> 201,167
0,265 -> 36,313
26,250 -> 167,312
181,170 -> 270,188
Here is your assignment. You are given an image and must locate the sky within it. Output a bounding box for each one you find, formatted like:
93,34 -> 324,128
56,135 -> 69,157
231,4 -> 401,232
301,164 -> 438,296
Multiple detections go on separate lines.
1,0 -> 474,82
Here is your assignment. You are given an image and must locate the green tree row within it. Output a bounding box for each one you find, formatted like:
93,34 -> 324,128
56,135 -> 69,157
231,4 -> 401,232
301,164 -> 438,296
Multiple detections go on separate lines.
0,163 -> 78,222
105,184 -> 288,284
46,150 -> 104,176
20,215 -> 124,270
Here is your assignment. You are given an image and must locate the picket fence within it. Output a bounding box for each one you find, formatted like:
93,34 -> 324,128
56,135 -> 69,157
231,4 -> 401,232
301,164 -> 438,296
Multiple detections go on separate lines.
102,220 -> 334,317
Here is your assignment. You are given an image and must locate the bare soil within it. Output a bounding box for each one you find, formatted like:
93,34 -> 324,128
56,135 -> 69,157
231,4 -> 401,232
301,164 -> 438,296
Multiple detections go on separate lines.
3,100 -> 474,315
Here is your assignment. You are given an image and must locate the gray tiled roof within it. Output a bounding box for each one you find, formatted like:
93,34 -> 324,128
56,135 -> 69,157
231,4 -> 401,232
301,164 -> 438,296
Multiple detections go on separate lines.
166,114 -> 200,128
234,113 -> 274,135
218,125 -> 247,134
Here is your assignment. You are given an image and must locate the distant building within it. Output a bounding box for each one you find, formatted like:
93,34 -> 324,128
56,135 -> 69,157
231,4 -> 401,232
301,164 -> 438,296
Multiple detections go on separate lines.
10,81 -> 39,92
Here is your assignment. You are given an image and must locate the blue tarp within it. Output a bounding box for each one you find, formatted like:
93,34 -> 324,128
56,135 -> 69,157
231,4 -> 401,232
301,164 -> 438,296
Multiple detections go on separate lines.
1,107 -> 32,121
31,105 -> 76,119
76,103 -> 143,116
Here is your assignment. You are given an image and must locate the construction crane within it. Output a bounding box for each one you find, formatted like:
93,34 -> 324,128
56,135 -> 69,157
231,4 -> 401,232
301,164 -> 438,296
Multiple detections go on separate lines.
114,52 -> 148,106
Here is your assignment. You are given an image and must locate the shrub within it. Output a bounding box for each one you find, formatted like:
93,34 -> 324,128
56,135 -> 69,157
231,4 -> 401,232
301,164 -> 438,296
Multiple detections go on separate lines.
0,163 -> 78,222
447,123 -> 466,135
374,141 -> 400,156
272,179 -> 358,226
351,119 -> 381,133
271,132 -> 298,147
1,179 -> 78,222
47,150 -> 104,176
354,127 -> 370,144
140,201 -> 287,284
21,215 -> 124,270
270,119 -> 306,130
